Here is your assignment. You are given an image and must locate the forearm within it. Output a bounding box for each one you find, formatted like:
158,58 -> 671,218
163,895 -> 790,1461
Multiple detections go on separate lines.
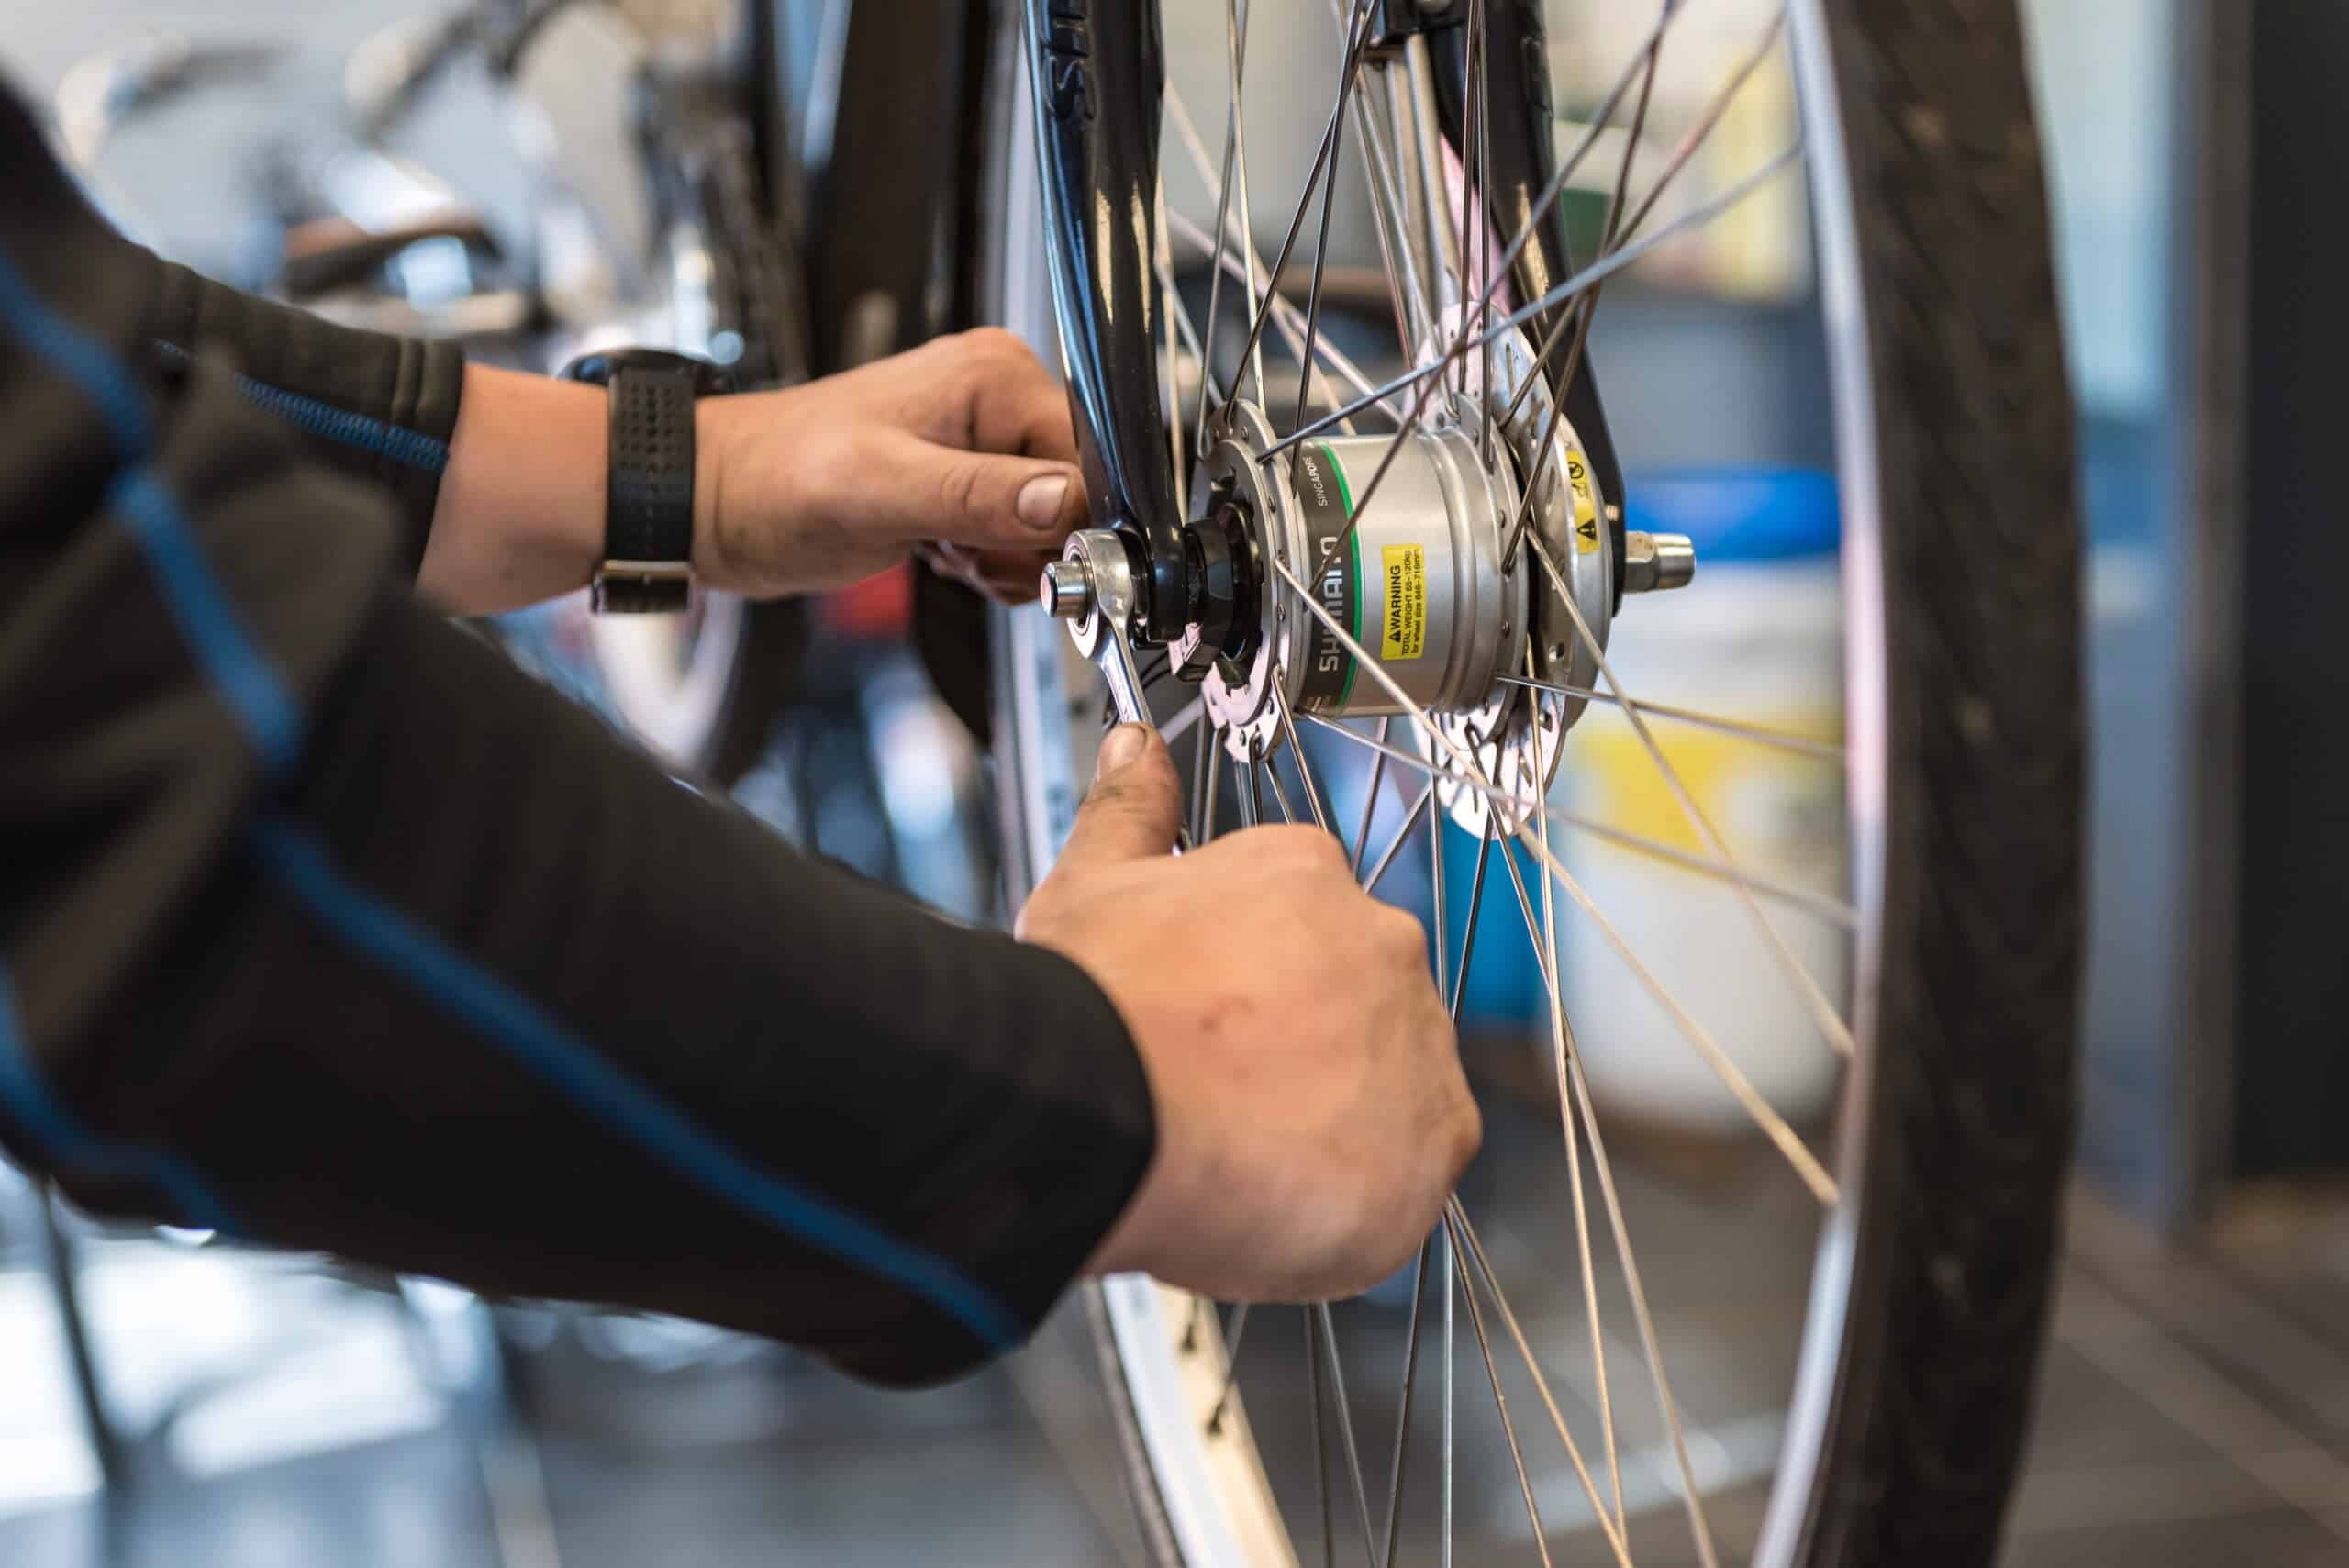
174,584 -> 1154,1382
417,362 -> 607,613
6,77 -> 1152,1381
143,255 -> 464,572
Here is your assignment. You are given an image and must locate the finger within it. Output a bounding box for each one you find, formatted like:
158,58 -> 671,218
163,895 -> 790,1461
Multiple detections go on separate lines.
955,543 -> 1060,602
952,328 -> 1084,467
913,543 -> 978,592
975,573 -> 1042,605
870,430 -> 1087,550
913,540 -> 1040,603
1055,725 -> 1183,867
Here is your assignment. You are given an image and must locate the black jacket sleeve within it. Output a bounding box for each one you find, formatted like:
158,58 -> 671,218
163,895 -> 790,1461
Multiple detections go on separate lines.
0,85 -> 1153,1385
142,261 -> 463,578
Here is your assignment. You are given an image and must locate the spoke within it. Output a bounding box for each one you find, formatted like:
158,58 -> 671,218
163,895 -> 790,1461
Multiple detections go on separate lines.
1287,138 -> 1356,457
1193,15 -> 1246,451
1471,0 -> 1498,458
1349,717 -> 1395,876
1442,1207 -> 1563,1568
1154,198 -> 1219,417
1163,263 -> 1214,408
1299,708 -> 1856,928
1457,5 -> 1481,406
1437,1201 -> 1644,1568
1529,529 -> 1854,1058
1497,673 -> 1843,762
1241,141 -> 1807,635
1161,145 -> 1396,424
1448,1203 -> 1646,1567
1227,0 -> 1378,414
1399,36 -> 1464,319
1160,695 -> 1205,747
1205,1301 -> 1252,1435
1262,751 -> 1298,823
1362,779 -> 1433,897
1453,816 -> 1496,1023
1264,139 -> 1806,467
1532,773 -> 1625,1534
1440,1220 -> 1455,1568
1240,741 -> 1264,828
1617,8 -> 1791,250
1378,1237 -> 1431,1568
1519,806 -> 1838,1202
1272,679 -> 1332,832
1273,554 -> 1838,1201
1307,1307 -> 1334,1568
1347,55 -> 1438,359
1497,6 -> 1789,472
1276,0 -> 1693,459
1314,1302 -> 1385,1568
1197,721 -> 1225,845
1202,717 -> 1221,850
1492,0 -> 1664,473
1502,6 -> 1780,563
1222,0 -> 1267,405
1288,32 -> 1361,452
1495,835 -> 1727,1566
1428,766 -> 1448,1009
1156,183 -> 1196,520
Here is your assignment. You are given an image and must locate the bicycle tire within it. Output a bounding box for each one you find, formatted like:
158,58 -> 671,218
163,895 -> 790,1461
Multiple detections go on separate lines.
980,2 -> 2083,1563
582,27 -> 812,788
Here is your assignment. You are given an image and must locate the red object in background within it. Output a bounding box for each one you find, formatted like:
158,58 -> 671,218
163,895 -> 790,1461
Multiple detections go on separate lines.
821,561 -> 914,641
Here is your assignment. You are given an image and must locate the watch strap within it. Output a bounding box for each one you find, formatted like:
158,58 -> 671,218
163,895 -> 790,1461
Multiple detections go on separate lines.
598,365 -> 698,613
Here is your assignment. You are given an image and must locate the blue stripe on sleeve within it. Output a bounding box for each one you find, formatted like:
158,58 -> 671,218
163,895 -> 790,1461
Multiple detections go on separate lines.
0,972 -> 242,1234
0,245 -> 305,779
246,818 -> 1024,1351
110,471 -> 303,776
151,340 -> 450,472
0,247 -> 150,451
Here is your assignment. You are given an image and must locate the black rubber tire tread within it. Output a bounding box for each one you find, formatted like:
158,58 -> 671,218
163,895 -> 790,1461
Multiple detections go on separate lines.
1790,1 -> 2083,1563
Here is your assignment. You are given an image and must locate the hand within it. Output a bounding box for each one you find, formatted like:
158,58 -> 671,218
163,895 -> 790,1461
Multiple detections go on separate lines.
694,328 -> 1087,602
1018,726 -> 1480,1302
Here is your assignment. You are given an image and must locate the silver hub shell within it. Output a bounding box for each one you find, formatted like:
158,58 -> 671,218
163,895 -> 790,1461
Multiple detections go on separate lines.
1418,305 -> 1617,833
1200,397 -> 1527,762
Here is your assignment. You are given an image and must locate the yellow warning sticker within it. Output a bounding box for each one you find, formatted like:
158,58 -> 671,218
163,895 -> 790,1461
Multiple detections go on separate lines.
1381,543 -> 1427,661
1566,450 -> 1600,554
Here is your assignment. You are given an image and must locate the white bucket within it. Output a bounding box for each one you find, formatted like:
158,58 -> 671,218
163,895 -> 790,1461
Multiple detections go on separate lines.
1549,474 -> 1846,1133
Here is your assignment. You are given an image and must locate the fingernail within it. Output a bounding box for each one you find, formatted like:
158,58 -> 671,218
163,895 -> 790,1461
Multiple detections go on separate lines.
1096,724 -> 1145,780
1017,473 -> 1072,531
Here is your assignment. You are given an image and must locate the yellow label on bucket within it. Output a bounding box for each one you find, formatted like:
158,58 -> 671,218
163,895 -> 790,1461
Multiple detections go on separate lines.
1566,451 -> 1600,553
1381,544 -> 1426,661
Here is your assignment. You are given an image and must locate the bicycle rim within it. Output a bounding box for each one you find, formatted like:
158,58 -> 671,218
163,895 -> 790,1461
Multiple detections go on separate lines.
982,3 -> 2083,1563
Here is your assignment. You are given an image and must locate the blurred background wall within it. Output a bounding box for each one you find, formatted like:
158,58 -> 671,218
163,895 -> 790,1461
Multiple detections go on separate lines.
1,2 -> 2342,1565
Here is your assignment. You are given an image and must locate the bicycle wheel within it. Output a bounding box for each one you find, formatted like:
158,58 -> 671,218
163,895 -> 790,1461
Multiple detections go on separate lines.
985,2 -> 2080,1564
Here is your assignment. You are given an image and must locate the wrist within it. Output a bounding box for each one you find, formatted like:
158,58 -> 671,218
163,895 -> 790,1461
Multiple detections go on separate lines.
1078,1021 -> 1213,1281
420,363 -> 607,614
691,394 -> 734,590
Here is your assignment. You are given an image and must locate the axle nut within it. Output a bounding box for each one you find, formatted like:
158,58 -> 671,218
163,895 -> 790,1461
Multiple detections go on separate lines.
1041,558 -> 1095,619
1622,531 -> 1696,594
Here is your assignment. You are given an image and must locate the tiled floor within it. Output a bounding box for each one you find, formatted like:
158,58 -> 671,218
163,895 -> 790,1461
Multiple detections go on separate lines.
6,1119 -> 2346,1567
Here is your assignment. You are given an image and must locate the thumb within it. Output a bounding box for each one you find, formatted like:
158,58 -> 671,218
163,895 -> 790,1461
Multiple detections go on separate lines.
1056,726 -> 1183,867
883,432 -> 1087,550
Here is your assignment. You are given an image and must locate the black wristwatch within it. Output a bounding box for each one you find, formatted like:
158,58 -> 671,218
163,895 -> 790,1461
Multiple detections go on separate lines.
558,347 -> 736,614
